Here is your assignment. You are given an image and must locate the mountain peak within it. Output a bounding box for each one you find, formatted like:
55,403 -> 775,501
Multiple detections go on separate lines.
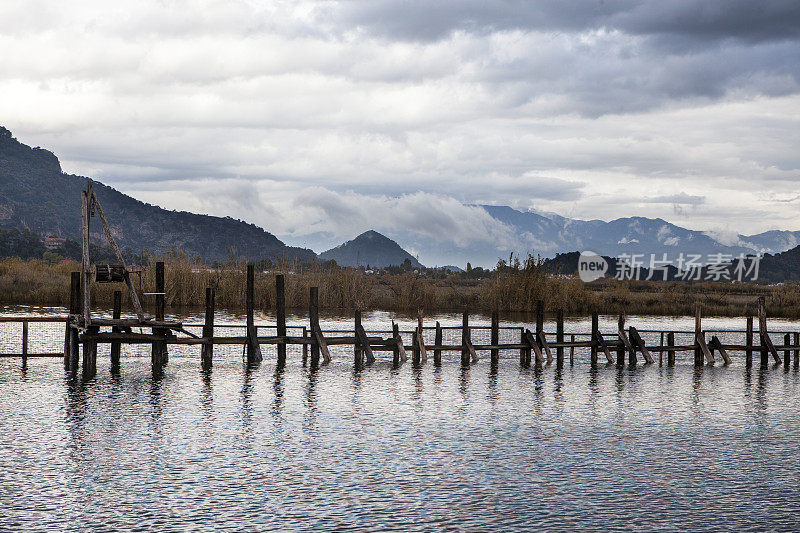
320,230 -> 423,268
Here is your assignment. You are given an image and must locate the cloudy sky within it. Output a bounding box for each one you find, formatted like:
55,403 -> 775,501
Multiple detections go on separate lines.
2,0 -> 799,252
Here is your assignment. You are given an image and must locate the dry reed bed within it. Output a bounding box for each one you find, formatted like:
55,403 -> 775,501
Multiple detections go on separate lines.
1,255 -> 798,318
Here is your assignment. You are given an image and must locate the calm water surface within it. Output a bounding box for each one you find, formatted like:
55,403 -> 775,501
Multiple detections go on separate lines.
2,307 -> 800,531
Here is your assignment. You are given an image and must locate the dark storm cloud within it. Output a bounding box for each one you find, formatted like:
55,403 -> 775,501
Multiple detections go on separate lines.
333,0 -> 800,43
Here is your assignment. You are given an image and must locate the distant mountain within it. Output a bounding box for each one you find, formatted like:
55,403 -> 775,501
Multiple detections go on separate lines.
320,230 -> 423,268
0,127 -> 315,263
738,230 -> 800,255
756,245 -> 800,283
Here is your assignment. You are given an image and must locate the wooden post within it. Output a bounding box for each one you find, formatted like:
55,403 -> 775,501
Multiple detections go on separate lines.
110,290 -> 122,370
244,264 -> 263,365
152,261 -> 167,370
417,309 -> 428,365
556,309 -> 564,368
309,286 -> 320,368
569,335 -> 575,366
81,185 -> 91,328
746,316 -> 753,368
758,296 -> 768,368
201,287 -> 215,370
520,328 -> 529,367
519,328 -> 533,368
412,315 -> 421,366
784,333 -> 791,371
302,327 -> 308,366
354,309 -> 363,367
535,300 -> 544,336
490,311 -> 499,366
83,325 -> 98,378
434,321 -> 442,366
616,313 -> 625,367
21,320 -> 28,368
667,332 -> 675,366
355,315 -> 375,366
590,313 -> 598,368
694,305 -> 703,367
392,321 -> 400,368
461,310 -> 470,367
659,332 -> 664,366
276,274 -> 286,368
65,272 -> 81,371
795,332 -> 799,369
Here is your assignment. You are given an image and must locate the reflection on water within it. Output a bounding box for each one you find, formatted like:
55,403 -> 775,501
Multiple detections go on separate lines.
2,308 -> 800,530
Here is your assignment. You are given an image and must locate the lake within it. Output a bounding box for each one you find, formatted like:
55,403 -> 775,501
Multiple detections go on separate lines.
2,307 -> 800,531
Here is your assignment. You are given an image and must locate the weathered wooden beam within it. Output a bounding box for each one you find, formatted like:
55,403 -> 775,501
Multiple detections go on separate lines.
525,329 -> 544,365
709,335 -> 731,364
355,322 -> 375,365
761,332 -> 781,365
618,323 -> 636,365
538,331 -> 553,364
696,331 -> 714,364
629,326 -> 654,364
594,330 -> 613,363
745,316 -> 753,368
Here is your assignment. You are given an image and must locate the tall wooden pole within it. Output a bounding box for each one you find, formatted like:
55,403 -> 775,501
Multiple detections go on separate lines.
276,274 -> 287,368
758,296 -> 768,368
201,287 -> 215,370
309,286 -> 320,368
434,321 -> 442,366
745,315 -> 753,368
490,311 -> 499,366
110,290 -> 122,370
81,186 -> 91,328
461,310 -> 470,367
556,309 -> 564,368
246,264 -> 263,365
152,261 -> 167,370
694,305 -> 703,367
590,312 -> 598,368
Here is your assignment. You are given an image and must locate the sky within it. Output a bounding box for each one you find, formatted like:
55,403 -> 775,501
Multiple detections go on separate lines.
1,0 -> 799,253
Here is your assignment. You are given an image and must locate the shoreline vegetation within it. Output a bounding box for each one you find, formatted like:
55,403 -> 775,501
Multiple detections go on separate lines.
2,252 -> 799,318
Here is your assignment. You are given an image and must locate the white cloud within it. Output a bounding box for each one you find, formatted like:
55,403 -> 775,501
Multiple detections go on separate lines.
0,0 -> 799,243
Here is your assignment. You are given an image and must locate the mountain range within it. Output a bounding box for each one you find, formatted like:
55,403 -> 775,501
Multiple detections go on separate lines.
2,125 -> 799,269
0,127 -> 314,263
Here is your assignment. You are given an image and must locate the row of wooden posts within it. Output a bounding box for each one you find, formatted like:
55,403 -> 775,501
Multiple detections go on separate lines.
4,263 -> 796,378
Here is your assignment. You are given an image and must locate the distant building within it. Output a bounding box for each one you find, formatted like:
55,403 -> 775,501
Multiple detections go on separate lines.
44,236 -> 66,250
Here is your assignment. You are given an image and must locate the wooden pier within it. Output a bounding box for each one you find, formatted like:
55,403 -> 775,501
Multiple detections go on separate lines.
1,269 -> 799,379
